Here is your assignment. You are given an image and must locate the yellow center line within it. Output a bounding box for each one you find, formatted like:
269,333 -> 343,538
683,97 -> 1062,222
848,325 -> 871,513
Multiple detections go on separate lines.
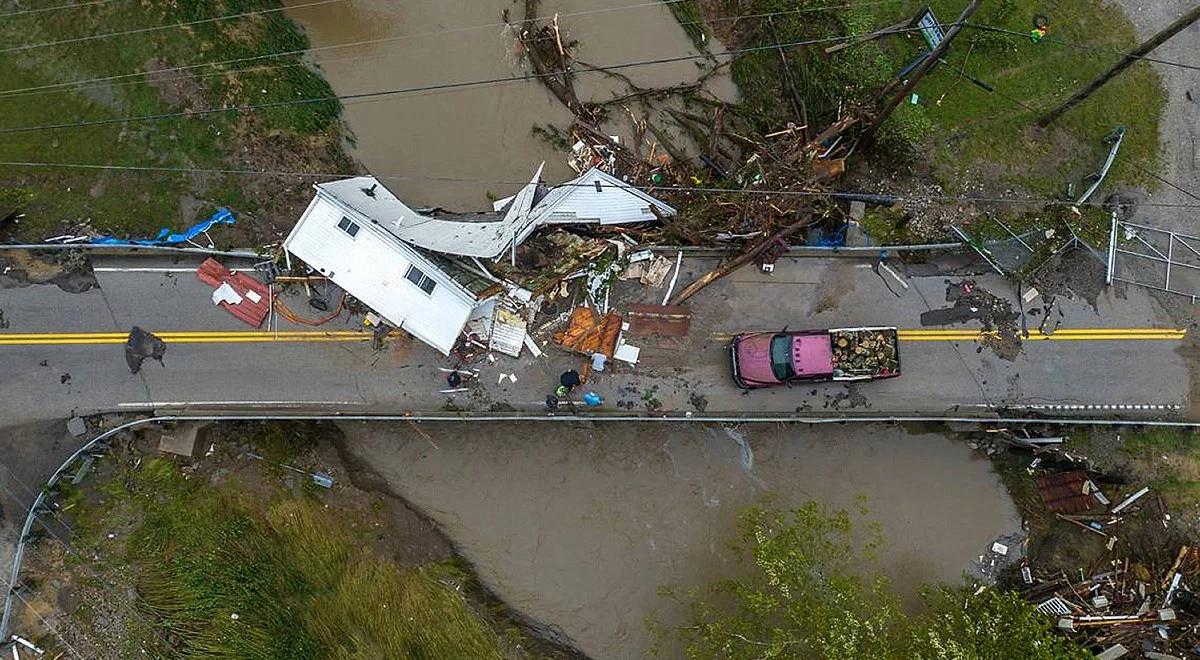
0,327 -> 1187,347
0,330 -> 379,346
708,328 -> 1186,343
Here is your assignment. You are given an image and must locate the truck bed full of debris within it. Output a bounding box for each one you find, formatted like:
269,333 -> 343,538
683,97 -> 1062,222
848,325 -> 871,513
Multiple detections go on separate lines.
830,329 -> 899,378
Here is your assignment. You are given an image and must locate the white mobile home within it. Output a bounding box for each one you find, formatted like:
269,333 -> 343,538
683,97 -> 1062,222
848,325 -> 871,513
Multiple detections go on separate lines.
283,179 -> 478,355
283,167 -> 676,355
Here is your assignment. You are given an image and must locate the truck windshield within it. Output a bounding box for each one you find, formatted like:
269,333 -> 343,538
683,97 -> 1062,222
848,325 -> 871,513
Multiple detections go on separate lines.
769,334 -> 796,381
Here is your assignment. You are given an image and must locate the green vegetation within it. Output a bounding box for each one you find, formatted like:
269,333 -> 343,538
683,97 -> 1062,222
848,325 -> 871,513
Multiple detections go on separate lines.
715,0 -> 1163,193
659,503 -> 1089,659
659,0 -> 711,55
0,0 -> 350,242
1121,428 -> 1200,508
75,457 -> 505,659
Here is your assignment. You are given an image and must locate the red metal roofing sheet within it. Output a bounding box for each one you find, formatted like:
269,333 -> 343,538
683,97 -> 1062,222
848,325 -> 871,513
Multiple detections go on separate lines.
196,258 -> 271,328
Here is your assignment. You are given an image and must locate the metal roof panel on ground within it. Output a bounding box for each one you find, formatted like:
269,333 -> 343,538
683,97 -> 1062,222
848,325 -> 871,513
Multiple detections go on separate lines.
321,167 -> 676,260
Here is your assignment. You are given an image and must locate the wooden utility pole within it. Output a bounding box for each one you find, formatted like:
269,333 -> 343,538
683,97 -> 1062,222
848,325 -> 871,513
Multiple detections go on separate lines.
1038,5 -> 1200,127
861,0 -> 983,143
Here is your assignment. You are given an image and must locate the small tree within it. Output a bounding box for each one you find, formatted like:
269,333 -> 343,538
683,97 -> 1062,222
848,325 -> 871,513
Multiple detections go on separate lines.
664,503 -> 1089,660
665,503 -> 907,659
913,587 -> 1092,660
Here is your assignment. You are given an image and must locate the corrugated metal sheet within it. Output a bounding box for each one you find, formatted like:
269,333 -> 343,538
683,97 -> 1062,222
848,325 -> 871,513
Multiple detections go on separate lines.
318,168 -> 675,260
196,258 -> 270,327
1037,471 -> 1095,514
282,194 -> 476,355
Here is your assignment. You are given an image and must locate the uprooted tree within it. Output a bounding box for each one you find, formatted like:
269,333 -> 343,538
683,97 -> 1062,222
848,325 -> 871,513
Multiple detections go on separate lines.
655,503 -> 1090,660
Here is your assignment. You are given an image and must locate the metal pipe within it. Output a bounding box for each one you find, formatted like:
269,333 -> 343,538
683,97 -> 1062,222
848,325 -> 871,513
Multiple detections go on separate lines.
1106,211 -> 1118,285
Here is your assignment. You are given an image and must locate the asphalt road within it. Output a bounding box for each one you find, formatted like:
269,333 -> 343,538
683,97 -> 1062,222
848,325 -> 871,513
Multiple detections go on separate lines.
0,253 -> 1189,424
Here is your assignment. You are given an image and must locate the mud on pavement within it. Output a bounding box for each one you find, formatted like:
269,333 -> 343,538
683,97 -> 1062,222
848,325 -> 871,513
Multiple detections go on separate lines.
0,250 -> 97,294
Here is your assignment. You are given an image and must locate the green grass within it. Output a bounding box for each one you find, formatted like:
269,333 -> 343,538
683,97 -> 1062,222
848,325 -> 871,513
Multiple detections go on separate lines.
1120,429 -> 1200,509
0,0 -> 346,241
76,458 -> 506,659
716,0 -> 1163,195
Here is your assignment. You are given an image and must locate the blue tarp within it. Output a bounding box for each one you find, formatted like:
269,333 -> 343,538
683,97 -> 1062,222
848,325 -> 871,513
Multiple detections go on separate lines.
91,208 -> 235,246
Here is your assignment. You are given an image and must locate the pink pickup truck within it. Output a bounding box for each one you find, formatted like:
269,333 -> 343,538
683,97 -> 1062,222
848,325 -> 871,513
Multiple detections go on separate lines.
730,327 -> 901,389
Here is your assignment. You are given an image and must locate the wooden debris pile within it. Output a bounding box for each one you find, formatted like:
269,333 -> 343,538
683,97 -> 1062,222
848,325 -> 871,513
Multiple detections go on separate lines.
830,329 -> 898,377
1022,543 -> 1200,657
511,0 -> 853,248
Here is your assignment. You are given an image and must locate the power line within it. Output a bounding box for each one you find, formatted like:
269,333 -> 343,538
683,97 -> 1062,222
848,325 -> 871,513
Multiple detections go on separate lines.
0,573 -> 85,659
0,25 -> 943,135
0,0 -> 346,55
0,0 -> 119,19
0,463 -> 176,655
0,0 -> 896,100
4,159 -> 1198,210
965,23 -> 1200,72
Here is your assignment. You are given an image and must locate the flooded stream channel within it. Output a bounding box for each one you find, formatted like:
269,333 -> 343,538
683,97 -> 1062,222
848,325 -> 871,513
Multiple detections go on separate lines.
339,422 -> 1021,659
284,0 -> 736,209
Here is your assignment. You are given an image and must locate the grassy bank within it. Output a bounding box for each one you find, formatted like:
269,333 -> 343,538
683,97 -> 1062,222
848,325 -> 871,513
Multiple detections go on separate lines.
0,0 -> 353,244
694,0 -> 1163,200
21,419 -> 570,660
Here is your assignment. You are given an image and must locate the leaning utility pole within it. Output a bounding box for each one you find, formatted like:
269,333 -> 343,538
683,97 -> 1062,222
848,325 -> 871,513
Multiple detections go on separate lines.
1038,4 -> 1200,127
861,0 -> 983,142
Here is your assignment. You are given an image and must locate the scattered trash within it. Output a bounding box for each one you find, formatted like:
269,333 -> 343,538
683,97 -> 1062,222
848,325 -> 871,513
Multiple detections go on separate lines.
1111,486 -> 1151,514
991,542 -> 1009,556
91,208 -> 235,248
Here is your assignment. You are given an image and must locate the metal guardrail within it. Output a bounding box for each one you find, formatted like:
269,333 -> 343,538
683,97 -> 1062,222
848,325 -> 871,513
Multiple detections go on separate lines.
4,408 -> 1199,639
0,243 -> 262,259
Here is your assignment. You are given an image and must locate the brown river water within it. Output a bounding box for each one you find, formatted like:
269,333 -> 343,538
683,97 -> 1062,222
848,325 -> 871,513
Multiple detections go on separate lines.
284,0 -> 738,210
340,422 -> 1021,659
285,4 -> 1020,657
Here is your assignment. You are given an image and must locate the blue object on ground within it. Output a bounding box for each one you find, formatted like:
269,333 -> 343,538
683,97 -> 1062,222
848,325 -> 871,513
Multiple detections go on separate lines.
91,208 -> 235,246
582,392 -> 603,407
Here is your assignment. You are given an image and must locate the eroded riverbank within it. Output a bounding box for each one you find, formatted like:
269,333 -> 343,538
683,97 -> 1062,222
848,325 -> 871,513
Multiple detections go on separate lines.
336,421 -> 1022,658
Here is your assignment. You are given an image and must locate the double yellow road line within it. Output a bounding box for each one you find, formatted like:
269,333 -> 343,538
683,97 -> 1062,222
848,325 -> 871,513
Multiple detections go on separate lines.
710,328 -> 1186,343
0,327 -> 1187,347
898,327 -> 1186,342
0,330 -> 377,346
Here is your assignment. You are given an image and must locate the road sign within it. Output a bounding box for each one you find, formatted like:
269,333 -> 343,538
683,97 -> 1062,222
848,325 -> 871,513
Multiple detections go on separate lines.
917,7 -> 944,50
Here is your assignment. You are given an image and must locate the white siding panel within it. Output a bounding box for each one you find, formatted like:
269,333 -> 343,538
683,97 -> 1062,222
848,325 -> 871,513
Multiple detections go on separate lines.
284,194 -> 475,355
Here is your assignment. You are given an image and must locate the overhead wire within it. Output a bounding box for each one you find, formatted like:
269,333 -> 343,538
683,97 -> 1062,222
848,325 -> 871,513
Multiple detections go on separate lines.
0,0 -> 347,55
4,159 -> 1200,210
0,0 -> 119,19
0,573 -> 85,659
0,24 -> 946,135
965,22 -> 1200,72
0,0 -> 903,100
0,462 -> 177,655
2,4 -> 1194,201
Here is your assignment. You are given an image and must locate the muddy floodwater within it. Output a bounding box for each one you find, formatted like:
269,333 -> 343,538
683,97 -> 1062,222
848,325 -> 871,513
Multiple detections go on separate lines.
338,422 -> 1021,659
284,0 -> 737,209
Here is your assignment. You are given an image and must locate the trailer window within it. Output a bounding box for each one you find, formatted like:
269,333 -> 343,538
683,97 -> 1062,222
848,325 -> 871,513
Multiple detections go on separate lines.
769,335 -> 795,381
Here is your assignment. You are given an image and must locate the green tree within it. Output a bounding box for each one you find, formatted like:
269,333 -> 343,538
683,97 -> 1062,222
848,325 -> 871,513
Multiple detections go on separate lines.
665,503 -> 907,659
663,503 -> 1089,660
913,586 -> 1091,660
